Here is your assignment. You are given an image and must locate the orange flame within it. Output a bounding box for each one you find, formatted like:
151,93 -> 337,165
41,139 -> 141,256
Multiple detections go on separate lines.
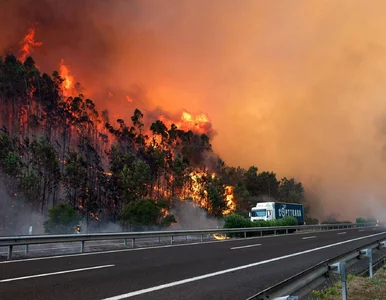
159,111 -> 211,135
223,186 -> 236,215
213,233 -> 228,240
126,95 -> 133,103
19,27 -> 42,62
59,59 -> 74,97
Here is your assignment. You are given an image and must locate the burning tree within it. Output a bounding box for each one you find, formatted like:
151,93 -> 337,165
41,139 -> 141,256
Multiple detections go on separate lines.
0,27 -> 307,233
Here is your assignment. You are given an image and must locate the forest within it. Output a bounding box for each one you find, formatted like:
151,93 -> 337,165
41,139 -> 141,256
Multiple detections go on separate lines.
0,53 -> 308,234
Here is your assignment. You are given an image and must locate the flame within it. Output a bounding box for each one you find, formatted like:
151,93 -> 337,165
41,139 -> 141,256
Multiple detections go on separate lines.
90,212 -> 101,221
18,27 -> 42,62
213,233 -> 228,240
159,111 -> 211,135
223,186 -> 236,215
183,170 -> 236,215
59,59 -> 75,97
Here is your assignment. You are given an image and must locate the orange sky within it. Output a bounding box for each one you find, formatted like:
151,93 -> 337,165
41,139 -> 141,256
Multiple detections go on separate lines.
2,0 -> 386,220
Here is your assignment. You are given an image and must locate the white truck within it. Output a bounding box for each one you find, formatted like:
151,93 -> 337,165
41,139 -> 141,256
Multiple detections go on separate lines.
249,202 -> 305,225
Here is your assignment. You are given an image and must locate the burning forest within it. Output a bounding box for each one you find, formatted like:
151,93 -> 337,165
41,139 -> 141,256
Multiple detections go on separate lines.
0,25 -> 306,235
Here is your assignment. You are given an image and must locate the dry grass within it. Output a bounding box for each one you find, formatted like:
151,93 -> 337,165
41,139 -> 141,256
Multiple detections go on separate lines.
311,266 -> 386,299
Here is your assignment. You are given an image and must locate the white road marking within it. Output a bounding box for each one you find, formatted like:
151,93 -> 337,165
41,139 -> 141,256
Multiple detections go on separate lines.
0,264 -> 114,283
0,226 -> 379,264
359,230 -> 364,232
338,232 -> 347,235
101,232 -> 386,300
230,244 -> 261,250
302,236 -> 317,240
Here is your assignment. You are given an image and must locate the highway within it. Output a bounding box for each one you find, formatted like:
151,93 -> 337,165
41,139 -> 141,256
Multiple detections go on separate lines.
0,227 -> 385,300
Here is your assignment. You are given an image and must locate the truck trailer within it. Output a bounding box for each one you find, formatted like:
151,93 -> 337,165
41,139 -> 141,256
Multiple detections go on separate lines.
249,202 -> 305,225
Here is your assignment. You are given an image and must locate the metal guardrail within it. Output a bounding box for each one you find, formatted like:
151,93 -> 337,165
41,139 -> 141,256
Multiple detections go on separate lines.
247,234 -> 386,300
0,222 -> 376,260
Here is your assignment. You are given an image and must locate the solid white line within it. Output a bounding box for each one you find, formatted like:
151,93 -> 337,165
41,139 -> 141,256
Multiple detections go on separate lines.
0,226 -> 379,264
0,264 -> 114,283
101,232 -> 386,300
338,232 -> 347,235
302,236 -> 317,240
230,244 -> 262,250
359,230 -> 365,232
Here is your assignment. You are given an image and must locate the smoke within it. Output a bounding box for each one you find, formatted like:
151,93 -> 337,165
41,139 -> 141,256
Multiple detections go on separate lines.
2,1 -> 386,220
0,174 -> 44,236
170,200 -> 224,230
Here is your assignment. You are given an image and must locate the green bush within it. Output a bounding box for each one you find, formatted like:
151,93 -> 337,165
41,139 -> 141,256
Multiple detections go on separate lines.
119,198 -> 176,229
224,214 -> 253,229
223,214 -> 298,237
44,203 -> 81,234
356,217 -> 376,224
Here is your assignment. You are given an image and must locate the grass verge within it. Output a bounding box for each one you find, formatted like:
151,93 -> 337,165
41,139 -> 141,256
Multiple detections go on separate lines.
311,266 -> 386,299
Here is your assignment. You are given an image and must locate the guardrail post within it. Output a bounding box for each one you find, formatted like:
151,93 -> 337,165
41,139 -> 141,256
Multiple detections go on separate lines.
330,262 -> 347,300
171,236 -> 174,245
200,234 -> 203,242
7,245 -> 13,259
361,248 -> 373,278
124,238 -> 127,247
244,231 -> 247,238
132,238 -> 135,248
286,229 -> 288,234
158,237 -> 161,244
25,225 -> 32,255
80,241 -> 85,253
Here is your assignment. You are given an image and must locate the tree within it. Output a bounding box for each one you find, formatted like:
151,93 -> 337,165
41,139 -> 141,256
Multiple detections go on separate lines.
43,203 -> 81,234
119,198 -> 175,229
278,177 -> 305,204
202,176 -> 227,217
244,166 -> 259,196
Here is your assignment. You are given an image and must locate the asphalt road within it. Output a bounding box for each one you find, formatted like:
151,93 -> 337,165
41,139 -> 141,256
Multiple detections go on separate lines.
1,227 -> 385,300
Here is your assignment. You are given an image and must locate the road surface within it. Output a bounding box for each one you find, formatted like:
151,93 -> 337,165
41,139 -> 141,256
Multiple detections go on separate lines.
0,227 -> 385,300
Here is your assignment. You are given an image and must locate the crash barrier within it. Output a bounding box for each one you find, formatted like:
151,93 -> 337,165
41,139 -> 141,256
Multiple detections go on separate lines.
247,237 -> 386,300
0,222 -> 378,260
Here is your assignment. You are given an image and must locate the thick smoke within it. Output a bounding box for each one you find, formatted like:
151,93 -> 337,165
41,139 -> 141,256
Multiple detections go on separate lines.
2,1 -> 386,220
0,173 -> 44,236
170,201 -> 224,230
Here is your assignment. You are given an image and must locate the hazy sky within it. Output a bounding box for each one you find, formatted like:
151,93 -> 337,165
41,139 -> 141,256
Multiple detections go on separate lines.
2,0 -> 386,220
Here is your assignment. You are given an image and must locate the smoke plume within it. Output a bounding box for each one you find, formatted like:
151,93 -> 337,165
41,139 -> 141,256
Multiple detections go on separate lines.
2,1 -> 386,220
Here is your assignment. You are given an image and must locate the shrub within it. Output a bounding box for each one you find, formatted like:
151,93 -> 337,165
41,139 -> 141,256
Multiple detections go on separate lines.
119,198 -> 176,230
44,203 -> 81,234
224,214 -> 252,229
223,214 -> 298,237
356,217 -> 376,224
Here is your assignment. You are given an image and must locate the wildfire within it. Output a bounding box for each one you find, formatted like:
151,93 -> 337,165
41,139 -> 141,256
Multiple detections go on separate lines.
19,27 -> 42,62
59,59 -> 75,97
159,111 -> 211,135
223,186 -> 236,215
13,27 -> 236,219
183,170 -> 236,215
213,233 -> 229,240
90,212 -> 101,221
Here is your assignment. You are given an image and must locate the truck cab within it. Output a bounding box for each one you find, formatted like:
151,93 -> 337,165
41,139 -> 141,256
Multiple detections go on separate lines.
249,202 -> 275,222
